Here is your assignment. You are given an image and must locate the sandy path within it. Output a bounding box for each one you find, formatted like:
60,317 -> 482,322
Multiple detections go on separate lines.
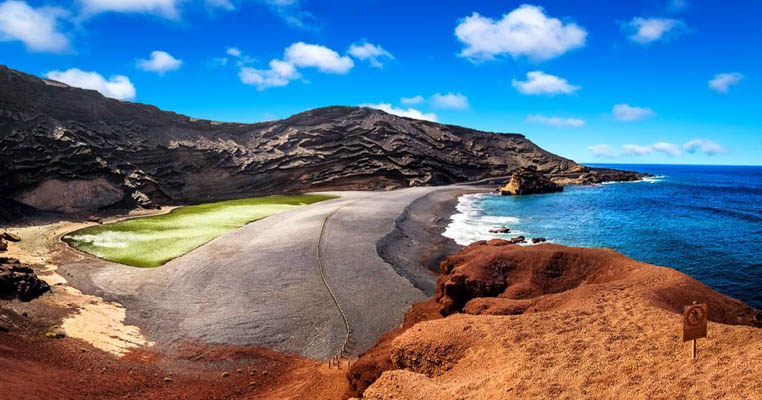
2,208 -> 176,356
59,187 -> 471,359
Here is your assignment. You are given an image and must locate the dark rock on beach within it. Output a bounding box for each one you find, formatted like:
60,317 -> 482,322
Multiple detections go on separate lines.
0,257 -> 50,301
532,237 -> 547,244
510,236 -> 526,244
1,232 -> 20,242
489,226 -> 510,234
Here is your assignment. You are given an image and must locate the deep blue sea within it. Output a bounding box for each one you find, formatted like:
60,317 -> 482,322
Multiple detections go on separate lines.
443,164 -> 762,310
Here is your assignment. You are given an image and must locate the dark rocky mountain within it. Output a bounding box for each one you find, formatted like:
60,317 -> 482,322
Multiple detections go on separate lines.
0,66 -> 642,216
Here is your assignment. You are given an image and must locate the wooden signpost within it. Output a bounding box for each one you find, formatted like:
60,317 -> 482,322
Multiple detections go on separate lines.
683,302 -> 708,359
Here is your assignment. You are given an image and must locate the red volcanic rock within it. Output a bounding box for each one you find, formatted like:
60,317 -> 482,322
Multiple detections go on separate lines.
345,300 -> 441,398
435,240 -> 761,325
361,242 -> 762,399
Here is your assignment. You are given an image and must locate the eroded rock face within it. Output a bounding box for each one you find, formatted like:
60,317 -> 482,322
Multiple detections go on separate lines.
12,178 -> 124,213
0,257 -> 50,301
1,66 -> 601,216
498,166 -> 563,195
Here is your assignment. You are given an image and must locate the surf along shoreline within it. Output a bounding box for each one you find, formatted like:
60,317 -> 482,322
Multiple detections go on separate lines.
5,176 -> 760,399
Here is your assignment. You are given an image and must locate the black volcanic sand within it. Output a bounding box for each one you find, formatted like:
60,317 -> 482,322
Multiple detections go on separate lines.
56,186 -> 484,360
377,187 -> 488,295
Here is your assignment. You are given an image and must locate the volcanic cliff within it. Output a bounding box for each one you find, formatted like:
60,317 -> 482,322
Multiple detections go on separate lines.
350,241 -> 762,399
1,66 -> 639,217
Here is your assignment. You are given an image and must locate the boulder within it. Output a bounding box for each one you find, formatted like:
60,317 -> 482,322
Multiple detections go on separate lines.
498,167 -> 563,196
510,236 -> 526,244
488,226 -> 510,234
1,232 -> 21,242
0,257 -> 50,301
532,237 -> 547,244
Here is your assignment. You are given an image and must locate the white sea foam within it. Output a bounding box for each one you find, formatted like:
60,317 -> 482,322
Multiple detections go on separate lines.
642,175 -> 666,183
601,175 -> 666,185
443,193 -> 524,246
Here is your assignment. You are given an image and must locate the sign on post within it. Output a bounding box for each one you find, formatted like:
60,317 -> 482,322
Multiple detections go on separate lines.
683,303 -> 708,359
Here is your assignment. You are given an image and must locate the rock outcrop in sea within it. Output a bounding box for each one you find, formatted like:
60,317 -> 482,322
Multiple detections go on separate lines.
0,66 -> 643,218
498,166 -> 563,195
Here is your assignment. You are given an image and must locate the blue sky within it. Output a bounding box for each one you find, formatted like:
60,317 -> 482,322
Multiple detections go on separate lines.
2,0 -> 761,165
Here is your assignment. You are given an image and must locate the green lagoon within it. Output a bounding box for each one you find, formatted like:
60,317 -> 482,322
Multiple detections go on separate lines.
63,194 -> 334,267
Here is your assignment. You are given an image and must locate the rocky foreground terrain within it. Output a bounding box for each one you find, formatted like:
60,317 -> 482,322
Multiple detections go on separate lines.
349,241 -> 762,399
1,65 -> 641,219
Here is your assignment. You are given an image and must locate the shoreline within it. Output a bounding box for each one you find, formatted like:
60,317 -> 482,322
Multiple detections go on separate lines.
376,187 -> 489,295
3,183 -> 762,399
4,187 -> 482,362
52,187 -> 477,360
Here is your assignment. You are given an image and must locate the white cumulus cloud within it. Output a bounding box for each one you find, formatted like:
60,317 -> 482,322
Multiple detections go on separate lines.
137,50 -> 182,75
348,41 -> 394,68
45,68 -> 136,100
595,139 -> 727,159
626,17 -> 687,44
226,47 -> 241,57
622,144 -> 653,156
612,104 -> 655,122
708,72 -> 743,94
239,59 -> 300,90
588,144 -> 618,158
651,142 -> 683,157
0,0 -> 69,52
431,92 -> 468,109
400,95 -> 424,105
526,114 -> 584,127
512,71 -> 580,95
360,103 -> 437,122
284,42 -> 353,73
78,0 -> 183,18
239,42 -> 355,89
683,139 -> 727,155
455,4 -> 587,62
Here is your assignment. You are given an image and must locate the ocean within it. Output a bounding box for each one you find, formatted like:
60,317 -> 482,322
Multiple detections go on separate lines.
444,164 -> 762,310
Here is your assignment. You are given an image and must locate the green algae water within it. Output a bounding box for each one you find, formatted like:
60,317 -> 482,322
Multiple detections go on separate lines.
63,194 -> 334,267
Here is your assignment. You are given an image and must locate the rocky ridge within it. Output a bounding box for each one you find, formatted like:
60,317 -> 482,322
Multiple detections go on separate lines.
1,65 -> 643,217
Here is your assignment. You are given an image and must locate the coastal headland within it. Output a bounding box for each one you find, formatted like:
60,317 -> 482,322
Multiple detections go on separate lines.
1,65 -> 758,399
3,185 -> 762,399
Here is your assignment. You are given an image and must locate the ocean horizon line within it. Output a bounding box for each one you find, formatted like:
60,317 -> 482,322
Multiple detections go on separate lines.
581,162 -> 762,168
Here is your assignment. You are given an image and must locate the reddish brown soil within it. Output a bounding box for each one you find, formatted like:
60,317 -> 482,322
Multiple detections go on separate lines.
345,299 -> 442,398
357,241 -> 762,399
0,307 -> 348,400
